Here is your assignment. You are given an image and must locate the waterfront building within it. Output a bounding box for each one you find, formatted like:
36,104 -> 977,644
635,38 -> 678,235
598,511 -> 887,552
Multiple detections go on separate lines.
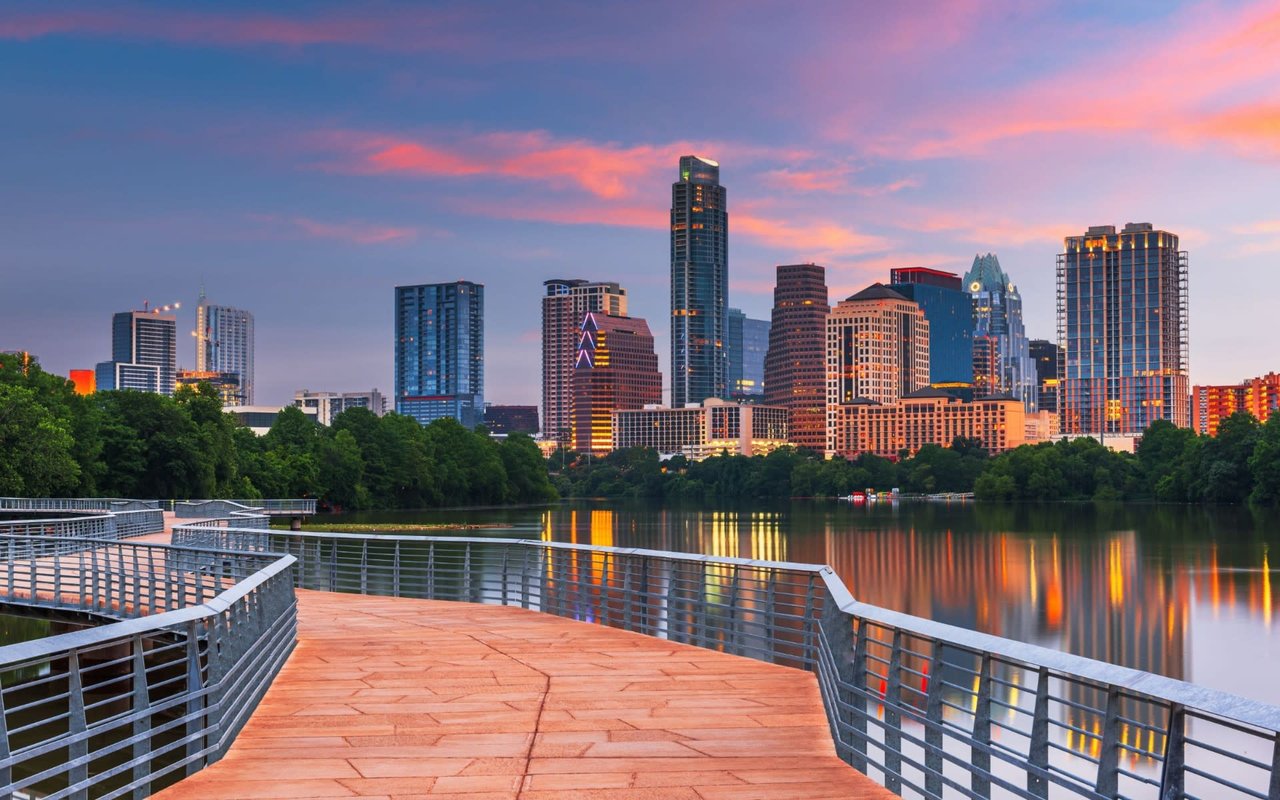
571,311 -> 662,454
484,404 -> 540,435
826,284 -> 929,453
762,264 -> 829,451
889,267 -> 973,386
195,292 -> 255,404
726,308 -> 769,400
1029,339 -> 1062,416
670,155 -> 728,405
69,369 -> 95,395
99,309 -> 177,395
177,369 -> 243,405
1193,373 -> 1280,436
613,398 -> 789,459
542,279 -> 628,442
965,254 -> 1036,411
1026,409 -> 1061,442
828,390 -> 1026,459
1058,224 -> 1190,434
295,389 -> 388,426
225,404 -> 319,436
394,281 -> 484,428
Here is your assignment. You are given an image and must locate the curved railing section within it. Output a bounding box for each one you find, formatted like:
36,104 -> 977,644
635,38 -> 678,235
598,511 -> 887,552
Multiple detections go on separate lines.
174,499 -> 316,517
0,498 -> 165,541
173,524 -> 1280,800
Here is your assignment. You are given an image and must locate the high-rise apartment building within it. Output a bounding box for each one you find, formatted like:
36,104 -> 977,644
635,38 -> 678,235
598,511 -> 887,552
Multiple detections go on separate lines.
1058,224 -> 1190,434
763,264 -> 829,451
889,267 -> 973,387
542,279 -> 628,442
1192,373 -> 1280,436
826,284 -> 930,453
195,292 -> 255,405
726,308 -> 769,400
97,309 -> 177,395
571,311 -> 662,454
670,155 -> 728,406
394,281 -> 484,428
295,389 -> 387,426
965,254 -> 1036,411
1029,339 -> 1062,416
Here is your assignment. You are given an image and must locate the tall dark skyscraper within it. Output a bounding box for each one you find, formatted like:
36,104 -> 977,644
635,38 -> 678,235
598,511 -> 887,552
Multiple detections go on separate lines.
394,281 -> 484,428
1029,339 -> 1062,416
1058,223 -> 1189,434
726,308 -> 769,400
670,155 -> 727,406
889,267 -> 973,387
763,264 -> 829,451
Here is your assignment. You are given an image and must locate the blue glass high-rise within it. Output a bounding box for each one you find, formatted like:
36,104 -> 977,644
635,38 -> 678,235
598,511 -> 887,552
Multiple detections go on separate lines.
964,254 -> 1037,411
671,156 -> 727,405
394,281 -> 484,428
889,268 -> 973,386
726,308 -> 769,400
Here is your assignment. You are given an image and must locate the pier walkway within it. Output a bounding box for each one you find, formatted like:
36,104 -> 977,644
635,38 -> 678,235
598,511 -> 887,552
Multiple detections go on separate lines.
154,589 -> 894,800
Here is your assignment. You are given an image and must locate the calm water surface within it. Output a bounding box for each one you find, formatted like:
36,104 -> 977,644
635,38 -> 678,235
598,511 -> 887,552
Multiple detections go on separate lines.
322,500 -> 1280,708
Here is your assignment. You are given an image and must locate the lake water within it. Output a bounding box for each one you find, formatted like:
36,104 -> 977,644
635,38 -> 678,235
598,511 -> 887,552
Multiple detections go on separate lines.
324,500 -> 1280,710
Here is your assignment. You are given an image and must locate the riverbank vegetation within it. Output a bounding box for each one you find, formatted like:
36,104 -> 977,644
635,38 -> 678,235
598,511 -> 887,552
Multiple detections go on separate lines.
0,353 -> 556,508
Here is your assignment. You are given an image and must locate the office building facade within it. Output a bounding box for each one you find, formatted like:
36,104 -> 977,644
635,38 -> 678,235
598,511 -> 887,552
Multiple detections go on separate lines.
726,308 -> 769,400
1058,224 -> 1190,434
195,294 -> 255,405
613,398 -> 789,459
542,279 -> 628,442
889,267 -> 973,387
1029,339 -> 1062,416
394,281 -> 484,428
829,391 -> 1027,459
1193,373 -> 1280,436
484,404 -> 540,435
176,369 -> 243,405
100,310 -> 176,395
671,155 -> 728,406
965,254 -> 1036,412
295,389 -> 388,426
763,264 -> 830,451
571,311 -> 662,454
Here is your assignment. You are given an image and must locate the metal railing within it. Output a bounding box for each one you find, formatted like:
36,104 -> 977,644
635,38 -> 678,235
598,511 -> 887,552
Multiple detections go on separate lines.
173,523 -> 1280,800
174,499 -> 315,517
0,509 -> 164,542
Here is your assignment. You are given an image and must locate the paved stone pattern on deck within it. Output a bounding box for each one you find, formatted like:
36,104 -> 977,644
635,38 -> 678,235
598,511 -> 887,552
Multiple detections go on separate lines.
153,589 -> 895,800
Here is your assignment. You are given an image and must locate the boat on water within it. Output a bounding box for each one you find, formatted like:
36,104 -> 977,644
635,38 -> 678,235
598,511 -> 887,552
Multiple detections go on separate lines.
836,492 -> 867,504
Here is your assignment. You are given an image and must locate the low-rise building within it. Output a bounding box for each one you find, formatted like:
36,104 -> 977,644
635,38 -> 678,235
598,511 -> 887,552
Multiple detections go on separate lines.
828,389 -> 1026,459
177,369 -> 244,405
613,398 -> 789,460
294,389 -> 387,426
226,405 -> 319,436
1193,373 -> 1280,436
484,404 -> 539,435
1025,409 -> 1061,443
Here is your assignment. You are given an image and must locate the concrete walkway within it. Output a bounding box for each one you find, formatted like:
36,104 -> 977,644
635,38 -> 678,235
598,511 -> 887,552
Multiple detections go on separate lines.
153,590 -> 895,800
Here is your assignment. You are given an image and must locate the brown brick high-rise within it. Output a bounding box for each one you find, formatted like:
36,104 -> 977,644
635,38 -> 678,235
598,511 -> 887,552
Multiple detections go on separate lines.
571,312 -> 662,455
763,264 -> 830,452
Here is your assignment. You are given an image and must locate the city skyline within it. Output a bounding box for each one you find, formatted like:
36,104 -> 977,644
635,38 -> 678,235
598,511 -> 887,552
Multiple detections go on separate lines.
3,3 -> 1280,404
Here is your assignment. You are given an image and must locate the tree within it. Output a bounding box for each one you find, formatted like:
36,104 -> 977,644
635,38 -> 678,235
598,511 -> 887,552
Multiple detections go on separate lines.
1249,414 -> 1280,505
0,384 -> 80,496
316,429 -> 366,509
1194,412 -> 1260,504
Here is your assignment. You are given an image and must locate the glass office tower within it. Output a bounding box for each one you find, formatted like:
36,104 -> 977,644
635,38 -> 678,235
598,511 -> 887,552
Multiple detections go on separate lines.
671,155 -> 728,405
100,310 -> 176,395
889,267 -> 974,387
726,308 -> 768,400
1058,224 -> 1189,434
195,291 -> 255,404
965,254 -> 1037,412
394,281 -> 484,428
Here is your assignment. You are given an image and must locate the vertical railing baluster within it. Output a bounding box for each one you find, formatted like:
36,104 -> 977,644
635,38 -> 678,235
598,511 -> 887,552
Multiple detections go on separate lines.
883,628 -> 903,795
360,540 -> 369,595
1095,686 -> 1122,798
1268,732 -> 1280,800
0,677 -> 12,795
520,546 -> 531,609
131,635 -> 152,800
1159,703 -> 1186,800
972,652 -> 993,799
801,573 -> 817,669
184,621 -> 206,776
1028,666 -> 1051,799
850,617 -> 869,773
924,641 -> 946,798
67,649 -> 89,800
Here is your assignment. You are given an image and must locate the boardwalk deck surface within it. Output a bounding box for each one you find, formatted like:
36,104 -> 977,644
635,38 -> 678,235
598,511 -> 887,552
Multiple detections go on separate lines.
153,589 -> 896,800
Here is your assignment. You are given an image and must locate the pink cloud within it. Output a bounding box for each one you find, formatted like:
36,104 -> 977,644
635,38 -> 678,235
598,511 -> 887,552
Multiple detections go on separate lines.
762,166 -> 921,196
898,212 -> 1071,248
734,213 -> 891,258
248,214 -> 421,244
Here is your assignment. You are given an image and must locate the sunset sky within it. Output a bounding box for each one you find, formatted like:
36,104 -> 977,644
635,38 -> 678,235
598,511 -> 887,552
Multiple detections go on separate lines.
3,1 -> 1279,405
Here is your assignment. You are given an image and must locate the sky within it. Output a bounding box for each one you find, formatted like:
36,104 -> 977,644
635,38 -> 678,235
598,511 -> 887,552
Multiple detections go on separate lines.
2,0 -> 1279,407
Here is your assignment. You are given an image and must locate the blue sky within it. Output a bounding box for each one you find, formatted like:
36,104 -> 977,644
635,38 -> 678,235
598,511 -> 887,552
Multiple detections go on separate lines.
3,1 -> 1279,405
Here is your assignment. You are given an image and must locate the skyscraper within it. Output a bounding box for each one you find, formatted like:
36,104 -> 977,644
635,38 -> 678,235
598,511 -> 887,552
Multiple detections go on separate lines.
1029,339 -> 1062,416
196,291 -> 255,404
889,267 -> 973,387
965,254 -> 1036,411
726,308 -> 769,400
97,309 -> 177,395
394,281 -> 484,428
1058,224 -> 1190,434
763,264 -> 829,451
542,279 -> 628,442
670,155 -> 728,406
571,311 -> 662,454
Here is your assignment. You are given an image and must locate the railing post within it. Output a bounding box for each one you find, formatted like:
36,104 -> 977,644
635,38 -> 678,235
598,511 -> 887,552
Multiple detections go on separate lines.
1268,732 -> 1280,800
972,652 -> 993,799
0,671 -> 13,794
184,621 -> 206,776
393,541 -> 402,597
599,552 -> 611,628
1095,686 -> 1122,798
1159,703 -> 1186,800
924,642 -> 946,799
850,617 -> 869,773
801,573 -> 817,668
1027,665 -> 1051,799
67,649 -> 89,800
726,564 -> 740,656
520,546 -> 532,610
883,628 -> 904,795
500,546 -> 510,606
764,569 -> 777,660
360,540 -> 368,595
131,635 -> 153,800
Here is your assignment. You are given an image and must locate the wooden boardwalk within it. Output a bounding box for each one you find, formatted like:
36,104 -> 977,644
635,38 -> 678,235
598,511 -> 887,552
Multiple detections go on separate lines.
153,589 -> 896,800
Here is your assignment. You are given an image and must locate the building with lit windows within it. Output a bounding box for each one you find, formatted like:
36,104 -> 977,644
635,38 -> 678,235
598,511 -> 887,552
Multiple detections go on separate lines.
176,369 -> 243,405
613,398 -> 789,459
889,267 -> 973,386
965,254 -> 1036,411
542,279 -> 627,441
726,308 -> 768,400
195,292 -> 255,404
763,264 -> 829,451
829,390 -> 1026,459
670,155 -> 728,406
1058,224 -> 1190,434
484,404 -> 539,435
1193,373 -> 1280,436
394,281 -> 484,428
97,309 -> 177,395
294,389 -> 387,426
1029,339 -> 1062,416
826,284 -> 930,453
571,311 -> 661,454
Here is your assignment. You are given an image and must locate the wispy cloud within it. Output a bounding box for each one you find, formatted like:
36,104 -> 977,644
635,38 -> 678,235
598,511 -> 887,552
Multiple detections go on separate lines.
249,214 -> 422,245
